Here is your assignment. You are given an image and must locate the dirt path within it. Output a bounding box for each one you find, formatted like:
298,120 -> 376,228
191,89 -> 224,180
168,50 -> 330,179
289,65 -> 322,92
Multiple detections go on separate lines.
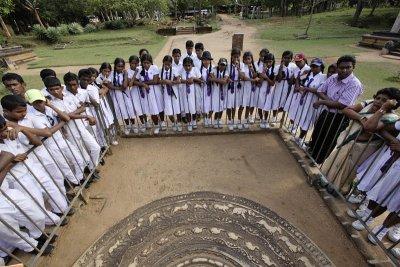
39,133 -> 365,266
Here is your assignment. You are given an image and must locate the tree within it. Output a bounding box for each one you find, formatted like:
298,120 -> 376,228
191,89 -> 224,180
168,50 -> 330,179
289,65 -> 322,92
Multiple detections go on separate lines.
0,0 -> 14,37
351,0 -> 364,26
17,0 -> 45,27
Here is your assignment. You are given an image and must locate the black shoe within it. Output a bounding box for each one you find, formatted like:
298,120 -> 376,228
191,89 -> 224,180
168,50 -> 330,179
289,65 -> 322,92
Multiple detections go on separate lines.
37,233 -> 58,245
60,217 -> 69,226
31,243 -> 54,256
54,207 -> 75,217
100,158 -> 105,166
2,255 -> 11,265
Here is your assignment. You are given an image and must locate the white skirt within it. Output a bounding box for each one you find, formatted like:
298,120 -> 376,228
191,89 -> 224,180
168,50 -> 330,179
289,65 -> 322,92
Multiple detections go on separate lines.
211,84 -> 225,112
255,83 -> 267,109
163,85 -> 181,116
225,82 -> 239,109
356,146 -> 390,192
179,84 -> 196,114
241,81 -> 253,107
284,88 -> 301,121
295,93 -> 320,131
201,83 -> 213,113
367,159 -> 400,212
99,96 -> 115,127
195,84 -> 203,113
109,90 -> 135,120
153,85 -> 164,112
271,80 -> 290,110
128,87 -> 144,116
262,84 -> 275,111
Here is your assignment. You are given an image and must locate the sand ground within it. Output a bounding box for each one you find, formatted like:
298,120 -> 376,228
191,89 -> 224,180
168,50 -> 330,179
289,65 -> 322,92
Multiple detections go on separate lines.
39,133 -> 366,266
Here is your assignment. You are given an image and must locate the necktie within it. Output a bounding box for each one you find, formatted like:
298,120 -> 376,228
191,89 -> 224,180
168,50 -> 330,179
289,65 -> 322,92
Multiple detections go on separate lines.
186,71 -> 190,94
250,68 -> 256,92
299,77 -> 314,105
219,72 -> 224,101
266,68 -> 271,94
206,71 -> 212,96
380,151 -> 400,174
228,65 -> 235,93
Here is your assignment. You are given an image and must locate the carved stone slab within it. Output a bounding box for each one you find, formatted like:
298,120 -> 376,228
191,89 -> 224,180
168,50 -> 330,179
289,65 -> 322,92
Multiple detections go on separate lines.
75,191 -> 333,267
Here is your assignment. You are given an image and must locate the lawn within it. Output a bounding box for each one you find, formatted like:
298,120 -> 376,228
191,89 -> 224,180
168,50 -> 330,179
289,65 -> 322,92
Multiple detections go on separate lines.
10,26 -> 167,69
248,7 -> 400,98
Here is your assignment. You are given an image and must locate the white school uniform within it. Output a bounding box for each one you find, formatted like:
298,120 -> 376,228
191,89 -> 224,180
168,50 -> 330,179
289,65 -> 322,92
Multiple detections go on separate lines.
270,64 -> 294,110
0,191 -> 43,256
198,65 -> 213,113
294,72 -> 326,131
95,75 -> 116,127
284,64 -> 311,120
109,71 -> 135,120
42,85 -> 66,98
0,137 -> 62,225
257,65 -> 275,111
193,57 -> 202,70
172,61 -> 183,73
240,64 -> 259,108
127,68 -> 145,117
179,68 -> 199,114
29,106 -> 85,185
50,93 -> 101,169
161,67 -> 181,116
183,53 -> 197,62
135,66 -> 163,116
211,67 -> 229,112
226,62 -> 245,109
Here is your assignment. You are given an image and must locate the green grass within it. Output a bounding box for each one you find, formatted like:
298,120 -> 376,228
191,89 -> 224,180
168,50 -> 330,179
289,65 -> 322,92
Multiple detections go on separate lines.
10,26 -> 167,69
249,7 -> 400,98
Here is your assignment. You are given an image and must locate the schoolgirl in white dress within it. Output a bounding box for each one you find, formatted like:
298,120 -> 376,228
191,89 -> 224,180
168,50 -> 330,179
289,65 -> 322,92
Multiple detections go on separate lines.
108,58 -> 136,134
160,55 -> 182,131
135,54 -> 163,134
198,51 -> 214,127
257,52 -> 275,129
210,58 -> 229,129
179,57 -> 202,132
270,51 -> 294,124
226,48 -> 244,130
284,53 -> 310,131
238,51 -> 259,129
294,58 -> 327,142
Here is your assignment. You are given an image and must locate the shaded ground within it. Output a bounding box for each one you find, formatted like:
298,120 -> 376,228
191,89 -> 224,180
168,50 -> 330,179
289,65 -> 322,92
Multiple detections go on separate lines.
39,133 -> 366,266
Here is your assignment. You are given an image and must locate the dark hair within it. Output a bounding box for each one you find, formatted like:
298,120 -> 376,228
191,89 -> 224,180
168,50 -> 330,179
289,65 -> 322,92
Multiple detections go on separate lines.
327,63 -> 337,73
195,42 -> 204,51
163,55 -> 173,63
263,53 -> 275,79
139,48 -> 149,57
258,48 -> 269,65
78,68 -> 92,79
231,48 -> 241,56
185,40 -> 194,48
337,55 -> 356,67
140,54 -> 153,65
87,67 -> 99,76
100,62 -> 112,72
2,73 -> 24,84
282,50 -> 293,59
172,48 -> 181,55
40,68 -> 56,80
63,72 -> 78,85
0,115 -> 6,128
1,94 -> 27,111
44,76 -> 62,88
243,51 -> 257,75
114,57 -> 126,68
129,55 -> 139,63
375,87 -> 400,109
182,57 -> 193,66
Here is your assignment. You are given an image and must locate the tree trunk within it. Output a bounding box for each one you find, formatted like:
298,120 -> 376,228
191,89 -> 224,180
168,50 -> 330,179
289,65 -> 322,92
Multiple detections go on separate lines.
391,11 -> 400,33
351,0 -> 363,26
305,0 -> 315,35
34,8 -> 45,27
369,0 -> 379,16
0,16 -> 11,38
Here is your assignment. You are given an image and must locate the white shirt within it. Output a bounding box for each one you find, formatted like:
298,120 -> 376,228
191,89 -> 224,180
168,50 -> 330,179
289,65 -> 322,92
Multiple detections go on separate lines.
182,52 -> 197,62
273,64 -> 294,80
193,57 -> 202,70
42,84 -> 66,97
172,61 -> 183,74
136,65 -> 160,82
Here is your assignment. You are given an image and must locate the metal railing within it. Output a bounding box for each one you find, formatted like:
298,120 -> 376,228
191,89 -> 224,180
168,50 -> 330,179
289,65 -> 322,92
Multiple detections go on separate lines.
0,95 -> 117,266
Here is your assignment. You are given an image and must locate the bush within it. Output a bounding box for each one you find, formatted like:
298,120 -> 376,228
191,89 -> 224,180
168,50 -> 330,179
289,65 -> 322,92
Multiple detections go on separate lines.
104,20 -> 126,30
84,24 -> 98,33
57,24 -> 70,35
67,22 -> 83,35
32,24 -> 47,40
45,27 -> 62,44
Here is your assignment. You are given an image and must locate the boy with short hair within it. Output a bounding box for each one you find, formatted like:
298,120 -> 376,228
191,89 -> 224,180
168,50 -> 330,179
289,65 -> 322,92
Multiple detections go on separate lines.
193,42 -> 204,70
45,76 -> 101,178
1,73 -> 27,98
183,40 -> 196,62
1,95 -> 70,220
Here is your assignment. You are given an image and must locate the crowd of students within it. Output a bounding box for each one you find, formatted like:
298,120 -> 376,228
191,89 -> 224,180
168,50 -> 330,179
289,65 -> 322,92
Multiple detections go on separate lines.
0,38 -> 399,264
